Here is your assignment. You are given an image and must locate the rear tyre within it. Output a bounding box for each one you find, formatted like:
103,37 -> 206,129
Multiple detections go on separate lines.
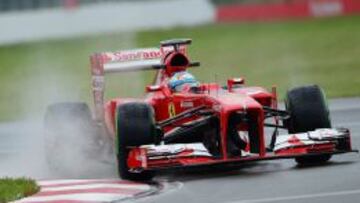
116,102 -> 156,181
285,85 -> 332,165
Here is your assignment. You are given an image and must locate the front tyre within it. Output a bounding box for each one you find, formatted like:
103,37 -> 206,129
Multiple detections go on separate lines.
285,85 -> 332,165
116,102 -> 156,181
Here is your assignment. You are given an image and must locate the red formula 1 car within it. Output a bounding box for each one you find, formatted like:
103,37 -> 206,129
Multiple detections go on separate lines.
45,39 -> 357,181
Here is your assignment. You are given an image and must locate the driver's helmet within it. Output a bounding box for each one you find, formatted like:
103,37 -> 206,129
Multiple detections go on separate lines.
168,71 -> 200,92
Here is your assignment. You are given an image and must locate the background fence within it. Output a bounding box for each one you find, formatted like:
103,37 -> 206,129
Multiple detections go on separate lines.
216,0 -> 360,22
0,0 -> 214,45
0,0 -> 123,12
0,0 -> 359,45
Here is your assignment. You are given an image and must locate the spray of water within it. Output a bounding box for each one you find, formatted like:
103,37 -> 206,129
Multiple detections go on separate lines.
0,33 -> 141,180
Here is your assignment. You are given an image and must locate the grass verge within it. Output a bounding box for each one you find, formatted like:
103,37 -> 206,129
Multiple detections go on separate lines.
0,177 -> 39,203
0,16 -> 359,121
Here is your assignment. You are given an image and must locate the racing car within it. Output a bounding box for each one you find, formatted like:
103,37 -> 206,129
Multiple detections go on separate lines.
45,39 -> 357,181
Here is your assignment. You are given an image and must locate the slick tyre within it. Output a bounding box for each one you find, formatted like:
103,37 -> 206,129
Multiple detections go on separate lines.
116,102 -> 156,181
285,85 -> 332,165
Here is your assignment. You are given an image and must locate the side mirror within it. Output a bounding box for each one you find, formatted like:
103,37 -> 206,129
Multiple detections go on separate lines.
227,78 -> 245,92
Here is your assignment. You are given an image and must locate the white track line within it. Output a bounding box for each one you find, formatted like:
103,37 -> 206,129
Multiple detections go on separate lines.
38,179 -> 131,186
41,183 -> 150,191
336,122 -> 360,127
39,179 -> 101,185
17,193 -> 130,202
229,189 -> 360,203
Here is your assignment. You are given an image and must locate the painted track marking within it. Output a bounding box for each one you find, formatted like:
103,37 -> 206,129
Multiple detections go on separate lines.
41,183 -> 149,191
15,179 -> 154,203
229,189 -> 360,203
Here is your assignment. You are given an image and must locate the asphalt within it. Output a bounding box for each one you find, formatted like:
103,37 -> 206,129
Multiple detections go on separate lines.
0,98 -> 359,203
136,97 -> 360,203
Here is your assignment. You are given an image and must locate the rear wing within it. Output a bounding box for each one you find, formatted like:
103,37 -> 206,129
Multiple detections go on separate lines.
90,45 -> 188,121
90,39 -> 199,121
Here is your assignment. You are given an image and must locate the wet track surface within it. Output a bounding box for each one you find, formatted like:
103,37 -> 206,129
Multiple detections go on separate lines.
138,98 -> 360,203
1,98 -> 359,203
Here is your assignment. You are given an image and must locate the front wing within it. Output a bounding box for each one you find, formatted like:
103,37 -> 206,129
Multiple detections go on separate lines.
127,128 -> 357,171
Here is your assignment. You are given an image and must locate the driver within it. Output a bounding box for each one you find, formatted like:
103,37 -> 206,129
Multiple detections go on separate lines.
168,71 -> 200,92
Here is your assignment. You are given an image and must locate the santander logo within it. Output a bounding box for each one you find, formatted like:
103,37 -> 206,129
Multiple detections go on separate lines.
310,0 -> 343,17
103,46 -> 187,62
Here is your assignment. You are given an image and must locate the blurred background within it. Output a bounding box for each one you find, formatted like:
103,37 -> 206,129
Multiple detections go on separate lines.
0,0 -> 359,121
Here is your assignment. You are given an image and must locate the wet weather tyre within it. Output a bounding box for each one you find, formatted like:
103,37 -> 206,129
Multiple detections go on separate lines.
116,102 -> 156,181
285,85 -> 332,165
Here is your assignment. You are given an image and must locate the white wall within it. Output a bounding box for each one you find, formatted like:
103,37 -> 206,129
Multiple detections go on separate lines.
0,0 -> 215,45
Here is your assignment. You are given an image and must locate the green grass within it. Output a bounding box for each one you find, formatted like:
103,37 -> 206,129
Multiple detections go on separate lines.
0,177 -> 39,203
0,16 -> 360,121
138,16 -> 360,98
